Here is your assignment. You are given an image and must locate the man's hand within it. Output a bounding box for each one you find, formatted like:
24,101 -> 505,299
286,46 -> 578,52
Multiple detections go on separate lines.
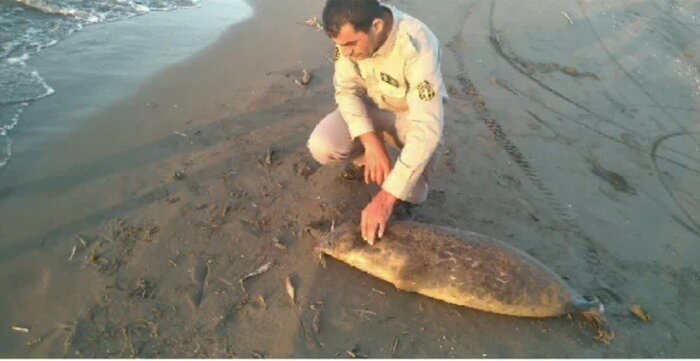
359,132 -> 391,186
361,190 -> 399,244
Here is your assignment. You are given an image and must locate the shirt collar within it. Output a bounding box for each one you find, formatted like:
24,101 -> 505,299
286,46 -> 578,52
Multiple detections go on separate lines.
372,5 -> 399,58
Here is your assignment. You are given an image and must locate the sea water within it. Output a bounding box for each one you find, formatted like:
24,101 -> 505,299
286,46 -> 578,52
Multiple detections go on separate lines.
0,0 -> 252,169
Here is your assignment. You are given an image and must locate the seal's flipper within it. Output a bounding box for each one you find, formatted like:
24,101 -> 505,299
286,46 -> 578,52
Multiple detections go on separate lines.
581,309 -> 615,345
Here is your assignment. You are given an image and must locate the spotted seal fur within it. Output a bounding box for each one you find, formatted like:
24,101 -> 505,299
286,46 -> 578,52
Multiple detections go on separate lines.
315,221 -> 614,343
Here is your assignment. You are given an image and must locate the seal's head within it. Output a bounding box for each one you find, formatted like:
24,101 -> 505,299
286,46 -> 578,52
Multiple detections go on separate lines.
314,222 -> 367,258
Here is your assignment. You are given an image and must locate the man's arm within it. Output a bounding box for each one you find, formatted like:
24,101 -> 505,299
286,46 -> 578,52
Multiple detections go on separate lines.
362,35 -> 445,244
334,48 -> 396,242
381,37 -> 444,202
335,47 -> 392,186
358,131 -> 392,185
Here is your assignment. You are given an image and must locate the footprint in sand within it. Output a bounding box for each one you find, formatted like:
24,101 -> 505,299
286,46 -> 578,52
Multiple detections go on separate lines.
188,257 -> 210,308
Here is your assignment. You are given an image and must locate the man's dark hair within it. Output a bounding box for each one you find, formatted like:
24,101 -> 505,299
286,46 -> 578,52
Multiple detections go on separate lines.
322,0 -> 384,38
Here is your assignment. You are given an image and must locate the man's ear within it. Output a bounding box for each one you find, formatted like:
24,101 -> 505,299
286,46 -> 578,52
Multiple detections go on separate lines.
371,17 -> 384,35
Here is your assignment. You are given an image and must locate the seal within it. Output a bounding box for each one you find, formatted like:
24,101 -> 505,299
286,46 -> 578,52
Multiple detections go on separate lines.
315,221 -> 614,344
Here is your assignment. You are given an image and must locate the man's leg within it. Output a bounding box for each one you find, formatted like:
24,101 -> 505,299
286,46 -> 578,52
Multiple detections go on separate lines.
307,106 -> 398,167
307,106 -> 435,204
307,108 -> 362,166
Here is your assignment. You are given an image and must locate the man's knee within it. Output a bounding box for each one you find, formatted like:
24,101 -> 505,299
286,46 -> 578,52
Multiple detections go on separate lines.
306,133 -> 337,165
307,110 -> 357,165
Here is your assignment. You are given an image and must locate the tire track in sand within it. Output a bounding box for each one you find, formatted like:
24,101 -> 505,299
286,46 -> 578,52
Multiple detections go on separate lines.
446,2 -> 607,282
485,0 -> 700,238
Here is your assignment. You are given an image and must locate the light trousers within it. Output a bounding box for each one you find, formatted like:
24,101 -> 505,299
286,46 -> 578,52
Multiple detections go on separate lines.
307,105 -> 432,204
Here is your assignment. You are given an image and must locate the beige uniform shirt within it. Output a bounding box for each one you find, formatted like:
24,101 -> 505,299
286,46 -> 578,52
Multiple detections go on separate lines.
333,5 -> 447,201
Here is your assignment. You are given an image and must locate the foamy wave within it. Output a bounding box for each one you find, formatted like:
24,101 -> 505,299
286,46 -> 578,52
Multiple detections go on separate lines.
32,70 -> 55,99
0,62 -> 55,105
15,0 -> 201,24
671,3 -> 700,25
16,0 -> 106,23
0,103 -> 26,135
0,134 -> 11,168
0,104 -> 25,169
134,4 -> 151,14
673,57 -> 700,97
1,43 -> 12,59
6,54 -> 30,65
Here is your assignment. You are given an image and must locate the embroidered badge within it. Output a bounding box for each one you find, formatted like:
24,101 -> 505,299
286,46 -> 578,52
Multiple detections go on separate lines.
380,72 -> 400,88
417,80 -> 436,101
333,46 -> 340,62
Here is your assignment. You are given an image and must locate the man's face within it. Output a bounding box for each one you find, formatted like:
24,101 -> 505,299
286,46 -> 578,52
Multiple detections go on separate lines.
332,21 -> 382,61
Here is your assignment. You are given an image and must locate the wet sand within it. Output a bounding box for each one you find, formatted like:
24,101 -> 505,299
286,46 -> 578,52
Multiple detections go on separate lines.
1,0 -> 699,357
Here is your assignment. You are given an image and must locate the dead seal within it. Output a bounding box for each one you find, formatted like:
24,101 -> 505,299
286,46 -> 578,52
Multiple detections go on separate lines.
315,220 -> 614,344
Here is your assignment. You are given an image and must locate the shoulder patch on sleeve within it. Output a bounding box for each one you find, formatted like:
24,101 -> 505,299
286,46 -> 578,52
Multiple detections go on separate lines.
417,80 -> 436,101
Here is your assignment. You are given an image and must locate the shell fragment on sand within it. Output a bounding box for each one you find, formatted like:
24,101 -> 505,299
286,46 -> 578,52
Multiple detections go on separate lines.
285,275 -> 296,304
560,11 -> 574,24
371,287 -> 386,296
630,305 -> 651,322
239,261 -> 274,295
264,147 -> 274,166
242,261 -> 274,281
294,69 -> 312,87
272,236 -> 287,250
390,336 -> 400,355
302,16 -> 323,31
68,245 -> 77,262
11,325 -> 30,333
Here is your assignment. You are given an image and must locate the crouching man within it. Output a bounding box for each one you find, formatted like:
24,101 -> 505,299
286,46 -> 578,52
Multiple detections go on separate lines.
307,0 -> 446,243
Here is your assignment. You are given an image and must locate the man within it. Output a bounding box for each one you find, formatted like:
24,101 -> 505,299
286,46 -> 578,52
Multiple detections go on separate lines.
307,0 -> 446,243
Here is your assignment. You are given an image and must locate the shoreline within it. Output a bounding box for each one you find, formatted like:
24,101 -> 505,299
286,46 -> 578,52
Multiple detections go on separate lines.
0,0 -> 253,174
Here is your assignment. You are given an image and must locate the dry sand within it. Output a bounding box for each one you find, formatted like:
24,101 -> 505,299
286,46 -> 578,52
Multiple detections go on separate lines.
1,0 -> 699,357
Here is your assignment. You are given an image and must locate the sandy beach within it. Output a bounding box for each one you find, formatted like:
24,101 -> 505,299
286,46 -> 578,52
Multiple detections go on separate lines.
1,0 -> 699,357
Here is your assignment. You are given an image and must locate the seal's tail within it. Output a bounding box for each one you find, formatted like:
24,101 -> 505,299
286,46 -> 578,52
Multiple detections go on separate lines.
574,295 -> 615,345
